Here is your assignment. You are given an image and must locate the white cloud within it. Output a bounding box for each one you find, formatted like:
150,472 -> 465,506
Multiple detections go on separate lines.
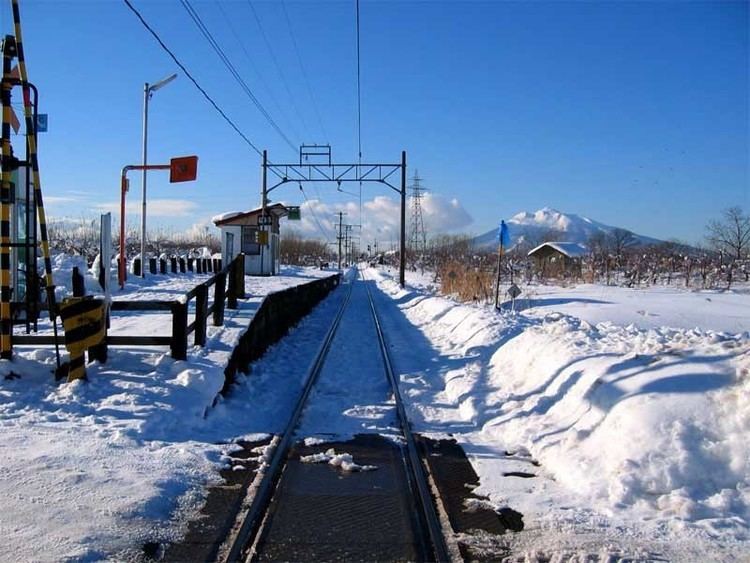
420,193 -> 473,232
282,193 -> 473,244
45,195 -> 84,205
91,198 -> 199,217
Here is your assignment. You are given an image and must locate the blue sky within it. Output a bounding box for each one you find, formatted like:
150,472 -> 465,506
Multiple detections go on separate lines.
1,0 -> 747,245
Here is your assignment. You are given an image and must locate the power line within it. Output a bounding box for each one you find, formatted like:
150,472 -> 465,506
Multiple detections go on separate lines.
355,0 -> 364,232
122,0 -> 264,156
299,185 -> 334,243
280,0 -> 328,144
246,0 -> 311,142
355,0 -> 362,163
216,1 -> 303,144
179,0 -> 298,153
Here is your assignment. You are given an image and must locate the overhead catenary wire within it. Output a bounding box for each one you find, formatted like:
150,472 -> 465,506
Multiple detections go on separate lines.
179,0 -> 298,153
280,0 -> 328,144
299,185 -> 335,244
246,0 -> 311,142
216,0 -> 304,144
355,0 -> 363,228
355,0 -> 362,164
121,0 -> 265,157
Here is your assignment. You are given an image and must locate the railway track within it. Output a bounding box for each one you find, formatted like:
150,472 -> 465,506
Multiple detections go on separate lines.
220,268 -> 454,562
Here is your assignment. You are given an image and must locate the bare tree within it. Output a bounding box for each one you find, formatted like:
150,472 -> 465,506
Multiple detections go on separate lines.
280,231 -> 330,266
706,206 -> 750,261
608,228 -> 636,258
587,231 -> 608,254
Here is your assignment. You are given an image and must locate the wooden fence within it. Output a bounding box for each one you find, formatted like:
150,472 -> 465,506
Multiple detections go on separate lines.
15,254 -> 246,361
222,273 -> 341,393
131,255 -> 224,277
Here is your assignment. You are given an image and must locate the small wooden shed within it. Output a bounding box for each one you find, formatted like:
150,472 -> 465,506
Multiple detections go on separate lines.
528,241 -> 587,278
213,204 -> 288,276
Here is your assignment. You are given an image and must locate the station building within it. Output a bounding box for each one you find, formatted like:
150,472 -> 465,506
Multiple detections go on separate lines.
213,203 -> 289,276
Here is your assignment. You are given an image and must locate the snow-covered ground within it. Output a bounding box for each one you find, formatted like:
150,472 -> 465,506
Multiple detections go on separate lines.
513,282 -> 750,333
0,264 -> 340,562
369,266 -> 750,561
3,258 -> 748,561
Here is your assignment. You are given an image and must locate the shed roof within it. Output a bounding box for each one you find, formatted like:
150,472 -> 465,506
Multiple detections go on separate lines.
528,241 -> 588,258
212,203 -> 288,226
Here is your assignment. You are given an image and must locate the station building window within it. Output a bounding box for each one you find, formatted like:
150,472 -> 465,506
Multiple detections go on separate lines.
242,226 -> 261,255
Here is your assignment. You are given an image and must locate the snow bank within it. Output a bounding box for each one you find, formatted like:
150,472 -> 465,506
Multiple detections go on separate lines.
486,316 -> 750,526
368,266 -> 750,558
51,253 -> 97,299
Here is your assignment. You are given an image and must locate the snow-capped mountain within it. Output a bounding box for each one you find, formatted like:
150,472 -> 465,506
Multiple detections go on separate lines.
472,207 -> 662,249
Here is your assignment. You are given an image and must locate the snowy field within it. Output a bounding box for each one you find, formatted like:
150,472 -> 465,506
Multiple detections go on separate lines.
513,282 -> 750,333
0,263 -> 338,562
370,267 -> 750,561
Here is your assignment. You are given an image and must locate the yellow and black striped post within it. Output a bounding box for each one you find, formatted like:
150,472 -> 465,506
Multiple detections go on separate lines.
0,34 -> 17,360
11,0 -> 59,363
59,297 -> 106,382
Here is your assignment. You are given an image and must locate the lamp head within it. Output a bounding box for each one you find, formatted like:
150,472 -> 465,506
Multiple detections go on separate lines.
149,73 -> 178,93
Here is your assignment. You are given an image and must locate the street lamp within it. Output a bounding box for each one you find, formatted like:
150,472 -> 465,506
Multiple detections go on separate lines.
141,72 -> 177,276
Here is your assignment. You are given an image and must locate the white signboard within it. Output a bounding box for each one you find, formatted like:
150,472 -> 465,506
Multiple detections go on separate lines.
100,213 -> 112,304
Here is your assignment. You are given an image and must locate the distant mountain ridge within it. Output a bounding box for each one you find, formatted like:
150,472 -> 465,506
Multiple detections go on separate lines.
472,207 -> 663,249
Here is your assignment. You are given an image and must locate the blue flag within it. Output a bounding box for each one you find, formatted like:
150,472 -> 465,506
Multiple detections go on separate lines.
497,220 -> 511,248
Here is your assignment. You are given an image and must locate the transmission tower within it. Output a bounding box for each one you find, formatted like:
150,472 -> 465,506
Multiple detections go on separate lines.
409,169 -> 428,256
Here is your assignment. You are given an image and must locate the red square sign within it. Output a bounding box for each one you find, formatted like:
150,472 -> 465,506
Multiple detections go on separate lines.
170,156 -> 198,183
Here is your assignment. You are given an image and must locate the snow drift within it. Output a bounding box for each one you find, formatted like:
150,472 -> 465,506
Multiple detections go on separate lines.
369,267 -> 750,558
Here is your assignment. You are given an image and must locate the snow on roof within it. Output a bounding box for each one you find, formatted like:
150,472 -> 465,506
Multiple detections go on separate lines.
212,203 -> 288,226
528,241 -> 588,258
211,211 -> 244,224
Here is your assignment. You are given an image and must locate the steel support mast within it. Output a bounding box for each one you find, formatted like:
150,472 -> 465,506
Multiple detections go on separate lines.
261,146 -> 407,286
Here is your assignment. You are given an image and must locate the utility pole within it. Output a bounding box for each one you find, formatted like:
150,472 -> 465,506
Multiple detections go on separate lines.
400,151 -> 407,287
336,211 -> 344,270
345,226 -> 350,265
346,225 -> 354,264
260,150 -> 268,274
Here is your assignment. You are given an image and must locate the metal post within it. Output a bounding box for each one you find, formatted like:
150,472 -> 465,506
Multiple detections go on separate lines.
140,82 -> 148,277
399,150 -> 406,287
338,211 -> 343,271
261,150 -> 268,212
119,172 -> 127,288
261,149 -> 267,275
494,243 -> 503,309
137,74 -> 176,277
0,36 -> 15,359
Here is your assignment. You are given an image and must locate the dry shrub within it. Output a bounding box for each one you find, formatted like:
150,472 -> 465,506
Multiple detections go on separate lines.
438,261 -> 494,303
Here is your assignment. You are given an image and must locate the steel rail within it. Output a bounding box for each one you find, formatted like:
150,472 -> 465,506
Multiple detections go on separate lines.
362,270 -> 452,562
222,276 -> 355,563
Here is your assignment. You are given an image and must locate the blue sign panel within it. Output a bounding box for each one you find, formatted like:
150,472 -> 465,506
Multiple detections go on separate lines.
37,113 -> 48,133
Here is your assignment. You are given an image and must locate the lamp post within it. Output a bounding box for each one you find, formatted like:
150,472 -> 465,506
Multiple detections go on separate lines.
141,73 -> 177,277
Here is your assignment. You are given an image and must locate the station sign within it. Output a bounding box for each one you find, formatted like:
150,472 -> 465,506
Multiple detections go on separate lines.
169,155 -> 198,183
287,206 -> 301,220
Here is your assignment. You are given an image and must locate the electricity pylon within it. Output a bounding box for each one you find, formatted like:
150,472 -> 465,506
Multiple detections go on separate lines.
409,169 -> 427,257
